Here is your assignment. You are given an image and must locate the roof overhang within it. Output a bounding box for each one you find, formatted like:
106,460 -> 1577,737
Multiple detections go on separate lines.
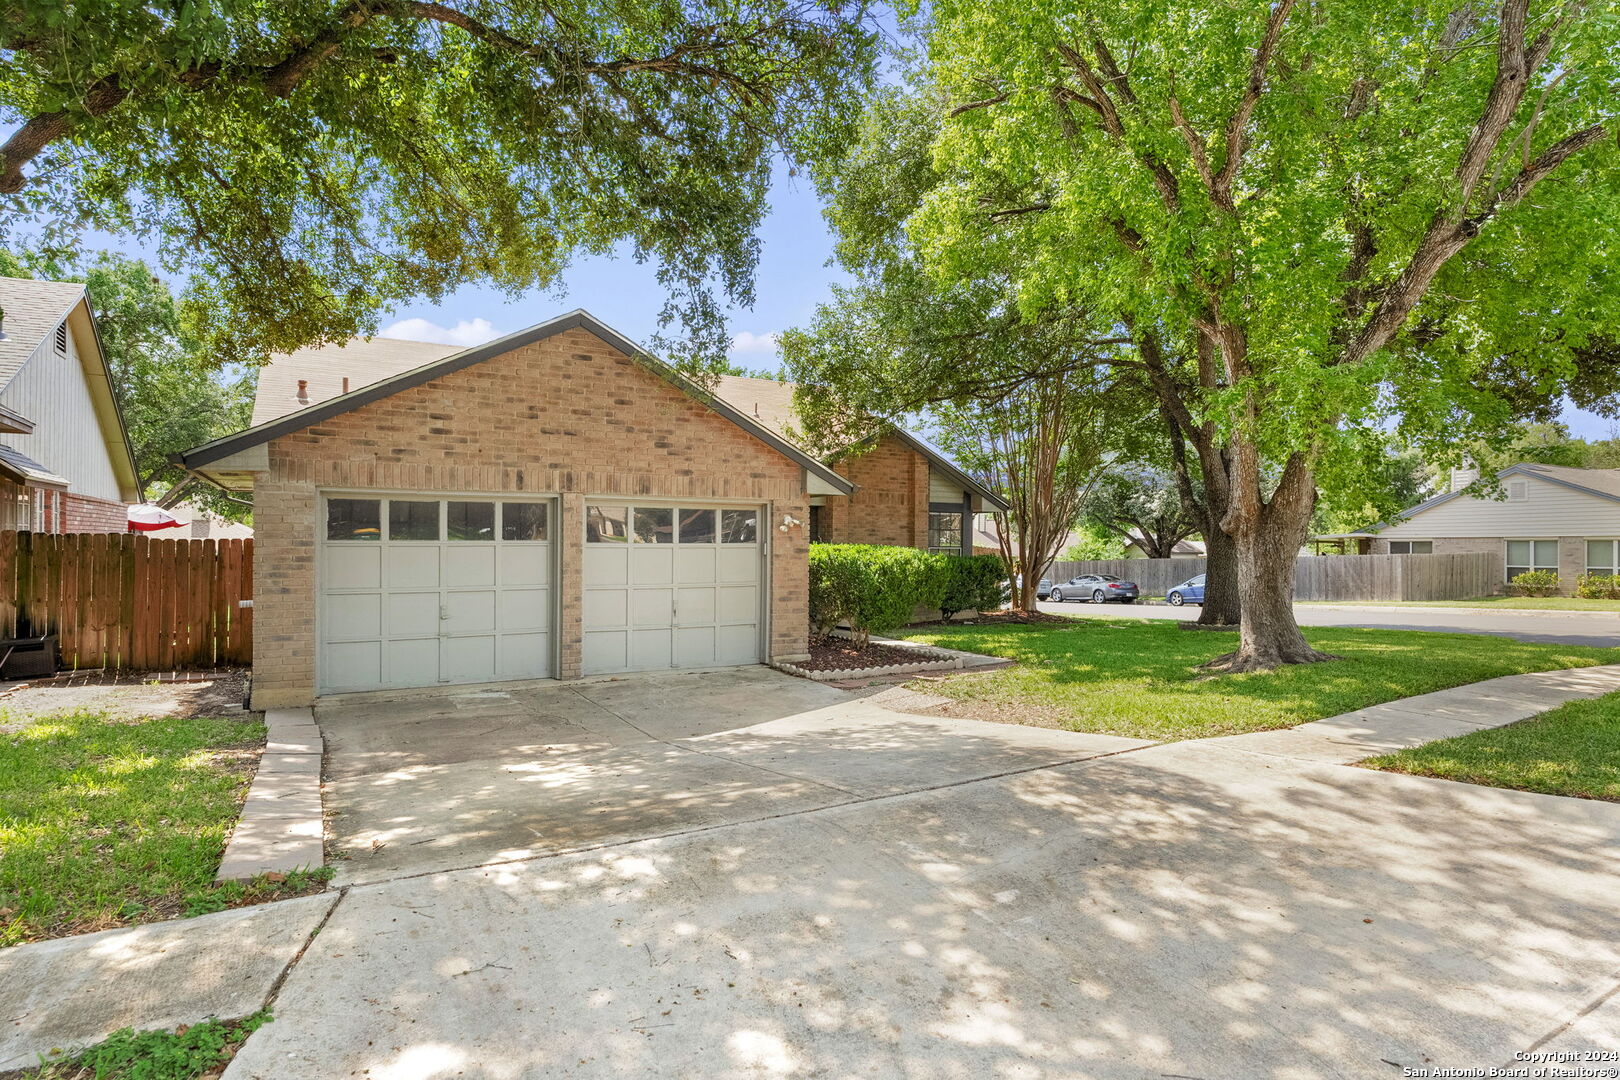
882,426 -> 1010,512
1382,462 -> 1620,529
68,298 -> 143,502
178,310 -> 855,497
0,444 -> 69,488
0,401 -> 32,434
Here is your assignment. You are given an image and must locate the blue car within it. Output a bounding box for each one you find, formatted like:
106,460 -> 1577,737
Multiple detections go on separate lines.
1166,574 -> 1206,607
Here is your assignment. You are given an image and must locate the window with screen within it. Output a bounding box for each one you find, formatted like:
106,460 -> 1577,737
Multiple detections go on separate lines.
1505,539 -> 1558,578
928,511 -> 963,554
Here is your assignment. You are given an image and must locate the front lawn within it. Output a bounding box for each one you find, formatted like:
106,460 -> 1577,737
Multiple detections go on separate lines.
1363,692 -> 1620,800
894,619 -> 1614,741
0,709 -> 310,947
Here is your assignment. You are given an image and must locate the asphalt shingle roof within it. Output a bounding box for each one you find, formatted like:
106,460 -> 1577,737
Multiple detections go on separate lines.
0,277 -> 86,392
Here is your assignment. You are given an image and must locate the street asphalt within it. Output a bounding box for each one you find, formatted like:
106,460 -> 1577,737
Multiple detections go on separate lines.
1037,598 -> 1620,647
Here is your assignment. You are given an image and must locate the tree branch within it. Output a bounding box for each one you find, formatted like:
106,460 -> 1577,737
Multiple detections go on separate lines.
1211,0 -> 1298,211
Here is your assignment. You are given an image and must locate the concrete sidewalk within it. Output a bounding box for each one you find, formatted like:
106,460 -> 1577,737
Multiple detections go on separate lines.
1197,663 -> 1620,764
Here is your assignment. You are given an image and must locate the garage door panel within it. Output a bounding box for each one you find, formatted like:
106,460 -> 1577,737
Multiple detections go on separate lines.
326,593 -> 382,640
676,586 -> 716,625
631,628 -> 672,670
630,547 -> 674,584
583,631 -> 627,673
717,548 -> 757,583
717,624 -> 759,665
584,547 -> 628,586
388,547 -> 440,589
498,547 -> 548,587
386,592 -> 441,636
326,641 -> 382,691
630,588 -> 674,627
500,588 -> 550,631
385,637 -> 440,686
444,546 -> 495,587
674,626 -> 715,668
583,589 -> 628,629
326,546 -> 381,590
499,633 -> 551,680
444,590 -> 496,633
717,585 -> 757,624
442,635 -> 496,683
675,548 -> 716,583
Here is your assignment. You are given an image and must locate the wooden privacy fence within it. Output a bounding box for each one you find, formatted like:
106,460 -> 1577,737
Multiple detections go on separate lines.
1048,552 -> 1504,603
0,532 -> 252,670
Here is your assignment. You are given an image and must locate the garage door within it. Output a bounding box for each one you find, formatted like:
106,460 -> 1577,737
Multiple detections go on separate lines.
318,495 -> 554,694
582,503 -> 763,675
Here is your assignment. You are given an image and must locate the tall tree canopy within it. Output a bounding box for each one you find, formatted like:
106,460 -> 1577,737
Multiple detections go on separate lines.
902,0 -> 1618,668
1,0 -> 877,365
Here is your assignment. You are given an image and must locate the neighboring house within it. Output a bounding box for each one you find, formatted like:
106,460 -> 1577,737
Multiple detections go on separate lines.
709,376 -> 1007,555
178,311 -> 871,706
164,501 -> 254,540
1123,537 -> 1205,560
1369,463 -> 1620,593
0,277 -> 141,531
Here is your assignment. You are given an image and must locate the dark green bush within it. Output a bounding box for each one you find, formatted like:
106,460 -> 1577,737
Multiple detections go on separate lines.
940,553 -> 1007,620
809,544 -> 979,642
1508,569 -> 1559,597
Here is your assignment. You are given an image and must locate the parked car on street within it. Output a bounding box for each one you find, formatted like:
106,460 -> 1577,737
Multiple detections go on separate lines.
1049,574 -> 1140,603
1166,574 -> 1206,607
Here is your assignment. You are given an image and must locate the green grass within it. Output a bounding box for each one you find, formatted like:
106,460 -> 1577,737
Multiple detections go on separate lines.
894,618 -> 1617,741
1297,596 -> 1620,611
1364,692 -> 1620,801
0,709 -> 328,947
22,1012 -> 272,1079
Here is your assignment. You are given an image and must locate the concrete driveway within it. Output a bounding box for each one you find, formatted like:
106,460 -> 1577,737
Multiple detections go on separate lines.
218,666 -> 1620,1078
1038,597 -> 1620,646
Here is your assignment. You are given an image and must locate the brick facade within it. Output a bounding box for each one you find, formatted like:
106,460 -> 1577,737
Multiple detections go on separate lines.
61,491 -> 128,533
819,433 -> 931,549
250,327 -> 812,707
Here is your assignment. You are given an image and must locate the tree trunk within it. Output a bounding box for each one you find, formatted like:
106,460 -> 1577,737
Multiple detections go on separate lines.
1205,455 -> 1334,671
1196,524 -> 1240,626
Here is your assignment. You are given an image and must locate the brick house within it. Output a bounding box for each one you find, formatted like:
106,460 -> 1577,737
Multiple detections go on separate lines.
1368,463 -> 1620,593
0,277 -> 142,531
178,312 -> 1005,706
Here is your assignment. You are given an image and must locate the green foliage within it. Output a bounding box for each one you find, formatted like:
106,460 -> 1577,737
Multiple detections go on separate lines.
29,1012 -> 272,1080
938,553 -> 1006,620
1063,524 -> 1126,562
895,620 -> 1611,742
1081,469 -> 1200,559
1,248 -> 253,514
0,711 -> 265,946
1575,574 -> 1620,601
0,0 -> 878,366
807,543 -> 955,642
1508,570 -> 1560,598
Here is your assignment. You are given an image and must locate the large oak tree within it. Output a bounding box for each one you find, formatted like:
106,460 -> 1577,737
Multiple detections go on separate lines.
1,0 -> 876,364
913,0 -> 1618,669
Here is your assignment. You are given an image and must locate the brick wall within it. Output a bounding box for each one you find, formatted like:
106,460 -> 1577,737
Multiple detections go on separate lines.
60,491 -> 126,533
821,432 -> 929,549
252,327 -> 812,707
1369,534 -> 1596,594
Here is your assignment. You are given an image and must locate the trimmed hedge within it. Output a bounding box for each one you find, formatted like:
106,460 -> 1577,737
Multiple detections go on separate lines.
1508,569 -> 1560,597
808,544 -> 1005,642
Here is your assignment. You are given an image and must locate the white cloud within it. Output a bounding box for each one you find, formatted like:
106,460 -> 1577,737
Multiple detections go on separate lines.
380,316 -> 501,347
729,330 -> 780,356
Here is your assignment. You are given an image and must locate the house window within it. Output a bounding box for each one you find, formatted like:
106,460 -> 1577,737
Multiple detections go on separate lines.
1388,541 -> 1433,555
808,505 -> 827,543
1505,539 -> 1558,579
1586,540 -> 1620,575
928,511 -> 963,554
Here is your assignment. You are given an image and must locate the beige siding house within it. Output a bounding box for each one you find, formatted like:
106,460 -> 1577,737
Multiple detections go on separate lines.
1371,463 -> 1620,591
0,277 -> 142,531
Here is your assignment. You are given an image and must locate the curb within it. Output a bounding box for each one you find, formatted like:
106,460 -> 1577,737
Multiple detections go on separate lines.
216,707 -> 325,881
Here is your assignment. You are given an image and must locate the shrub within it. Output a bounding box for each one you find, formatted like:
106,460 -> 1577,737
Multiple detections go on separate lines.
807,544 -> 968,643
1575,573 -> 1620,600
939,554 -> 1007,620
1508,570 -> 1560,597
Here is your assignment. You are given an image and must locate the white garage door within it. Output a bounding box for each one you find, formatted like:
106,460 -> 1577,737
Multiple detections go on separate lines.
319,495 -> 554,694
582,503 -> 763,675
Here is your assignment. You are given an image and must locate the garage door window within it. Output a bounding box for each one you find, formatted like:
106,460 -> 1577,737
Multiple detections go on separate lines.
633,507 -> 674,543
586,504 -> 628,543
502,502 -> 547,541
390,500 -> 440,541
448,501 -> 495,541
679,509 -> 716,544
721,509 -> 757,543
327,498 -> 380,541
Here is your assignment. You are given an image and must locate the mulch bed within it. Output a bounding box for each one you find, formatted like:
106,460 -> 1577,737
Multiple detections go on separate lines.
940,610 -> 1074,625
800,636 -> 938,673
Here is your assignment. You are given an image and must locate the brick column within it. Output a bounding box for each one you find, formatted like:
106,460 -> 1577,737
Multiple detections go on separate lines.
557,492 -> 584,678
911,453 -> 929,549
1558,536 -> 1586,595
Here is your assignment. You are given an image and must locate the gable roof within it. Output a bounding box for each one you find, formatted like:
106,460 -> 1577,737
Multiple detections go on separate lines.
709,375 -> 1010,512
251,335 -> 460,427
0,277 -> 86,392
1378,462 -> 1620,529
179,310 -> 854,495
